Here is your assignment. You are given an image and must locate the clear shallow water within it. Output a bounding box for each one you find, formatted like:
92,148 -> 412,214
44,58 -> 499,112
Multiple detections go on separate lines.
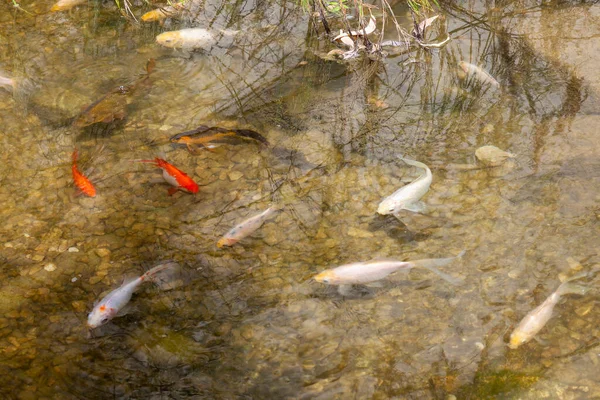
1,0 -> 599,398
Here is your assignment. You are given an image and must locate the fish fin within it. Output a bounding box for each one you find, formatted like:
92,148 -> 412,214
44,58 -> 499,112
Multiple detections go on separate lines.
533,336 -> 549,346
146,58 -> 156,75
337,285 -> 353,296
403,201 -> 427,213
556,283 -> 589,297
186,143 -> 202,154
167,187 -> 179,196
364,281 -> 385,288
457,250 -> 467,258
102,115 -> 115,123
116,304 -> 133,317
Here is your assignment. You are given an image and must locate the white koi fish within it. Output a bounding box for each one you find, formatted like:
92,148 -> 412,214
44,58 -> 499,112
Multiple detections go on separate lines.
459,61 -> 500,88
156,28 -> 239,50
51,0 -> 86,11
0,75 -> 14,92
377,157 -> 432,215
87,264 -> 173,329
314,251 -> 465,294
508,276 -> 589,349
217,206 -> 279,247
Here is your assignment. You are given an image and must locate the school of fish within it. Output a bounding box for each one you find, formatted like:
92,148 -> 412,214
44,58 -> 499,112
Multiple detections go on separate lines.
8,7 -> 586,355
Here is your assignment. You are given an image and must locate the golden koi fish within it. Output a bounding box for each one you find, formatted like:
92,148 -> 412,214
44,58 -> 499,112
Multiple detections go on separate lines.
170,125 -> 269,153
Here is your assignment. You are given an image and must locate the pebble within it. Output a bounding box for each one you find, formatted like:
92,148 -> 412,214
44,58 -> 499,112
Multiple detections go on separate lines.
67,247 -> 79,253
95,248 -> 111,258
228,171 -> 244,181
43,263 -> 57,272
347,227 -> 374,238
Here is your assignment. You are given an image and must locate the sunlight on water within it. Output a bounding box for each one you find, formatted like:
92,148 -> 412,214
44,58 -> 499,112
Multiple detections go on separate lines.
0,0 -> 599,398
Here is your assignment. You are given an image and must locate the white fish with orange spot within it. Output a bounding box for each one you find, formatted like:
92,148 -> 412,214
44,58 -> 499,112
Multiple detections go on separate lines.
217,206 -> 280,247
314,251 -> 465,295
87,264 -> 173,329
508,274 -> 589,349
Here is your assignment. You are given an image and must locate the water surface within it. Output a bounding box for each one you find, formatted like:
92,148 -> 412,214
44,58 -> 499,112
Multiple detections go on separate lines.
0,0 -> 599,398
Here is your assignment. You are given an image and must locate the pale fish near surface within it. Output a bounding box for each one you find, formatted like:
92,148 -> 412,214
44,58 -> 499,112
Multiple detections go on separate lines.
459,61 -> 500,88
508,274 -> 589,349
377,157 -> 432,215
475,145 -> 515,167
51,0 -> 86,11
0,75 -> 14,92
217,206 -> 280,247
314,250 -> 465,295
156,28 -> 239,50
87,264 -> 174,329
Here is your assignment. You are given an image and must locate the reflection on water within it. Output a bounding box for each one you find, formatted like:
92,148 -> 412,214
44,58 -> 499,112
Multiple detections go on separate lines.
1,0 -> 600,398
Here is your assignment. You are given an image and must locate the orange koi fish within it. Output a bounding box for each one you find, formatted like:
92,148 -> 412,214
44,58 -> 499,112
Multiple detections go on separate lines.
137,157 -> 199,195
72,148 -> 96,197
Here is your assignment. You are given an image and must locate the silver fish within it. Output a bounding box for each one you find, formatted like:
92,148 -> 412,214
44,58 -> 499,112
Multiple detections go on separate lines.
459,61 -> 500,88
314,251 -> 464,294
508,275 -> 589,349
377,157 -> 432,215
217,206 -> 279,247
87,264 -> 173,329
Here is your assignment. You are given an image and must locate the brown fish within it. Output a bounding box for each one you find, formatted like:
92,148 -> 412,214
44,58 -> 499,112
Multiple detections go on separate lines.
170,125 -> 269,153
73,59 -> 155,129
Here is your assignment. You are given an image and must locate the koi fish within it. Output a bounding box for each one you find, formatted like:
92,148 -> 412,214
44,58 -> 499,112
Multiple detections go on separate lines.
0,74 -> 15,92
156,28 -> 239,50
314,251 -> 464,293
217,206 -> 279,247
72,59 -> 155,128
508,275 -> 589,349
51,0 -> 86,12
87,264 -> 173,329
141,4 -> 184,22
137,157 -> 199,195
475,145 -> 515,167
72,148 -> 96,197
459,61 -> 500,89
377,157 -> 432,215
170,125 -> 269,154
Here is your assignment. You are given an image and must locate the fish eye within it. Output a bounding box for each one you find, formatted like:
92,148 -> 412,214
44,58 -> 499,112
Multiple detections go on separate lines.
100,317 -> 109,325
322,278 -> 330,284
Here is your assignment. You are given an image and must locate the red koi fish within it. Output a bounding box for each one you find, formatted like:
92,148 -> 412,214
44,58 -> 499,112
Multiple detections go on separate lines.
72,148 -> 96,197
138,157 -> 199,195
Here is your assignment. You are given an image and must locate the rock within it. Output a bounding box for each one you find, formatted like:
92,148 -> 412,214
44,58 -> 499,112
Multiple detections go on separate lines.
347,227 -> 374,238
228,171 -> 244,181
43,263 -> 56,272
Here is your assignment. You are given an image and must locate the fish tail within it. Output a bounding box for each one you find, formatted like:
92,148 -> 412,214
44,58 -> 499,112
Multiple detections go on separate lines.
141,263 -> 174,282
235,129 -> 270,146
399,157 -> 428,171
556,282 -> 589,297
136,158 -> 159,164
409,253 -> 464,285
419,264 -> 464,285
146,58 -> 156,75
